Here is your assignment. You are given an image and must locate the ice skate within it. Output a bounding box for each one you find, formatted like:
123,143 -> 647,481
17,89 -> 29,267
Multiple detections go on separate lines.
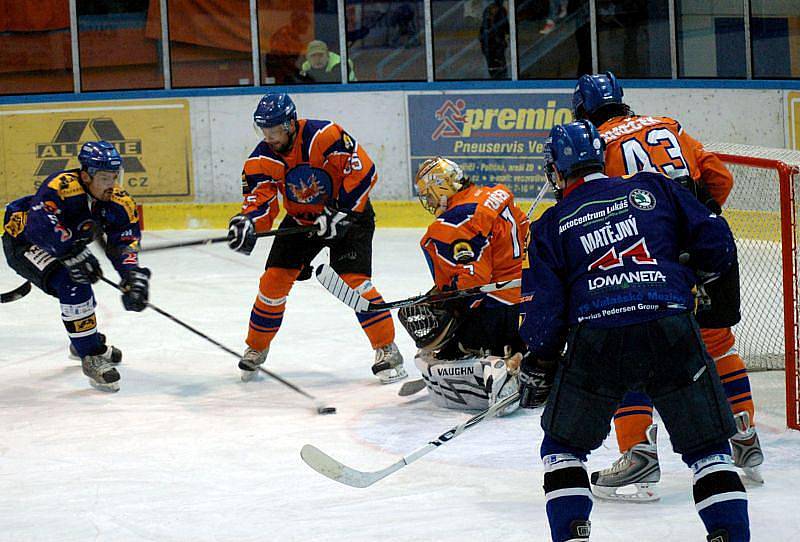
81,346 -> 121,392
730,411 -> 764,484
591,424 -> 660,502
372,342 -> 407,384
69,333 -> 121,364
239,347 -> 268,382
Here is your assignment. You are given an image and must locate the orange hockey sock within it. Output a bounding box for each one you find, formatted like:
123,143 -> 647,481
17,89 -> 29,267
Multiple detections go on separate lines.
715,351 -> 756,426
341,272 -> 395,349
613,391 -> 655,453
246,267 -> 300,351
702,327 -> 755,426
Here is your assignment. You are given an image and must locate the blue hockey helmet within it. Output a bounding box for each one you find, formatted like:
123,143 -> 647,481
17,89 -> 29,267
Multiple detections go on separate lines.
253,93 -> 297,129
78,141 -> 122,175
572,71 -> 624,119
544,121 -> 605,195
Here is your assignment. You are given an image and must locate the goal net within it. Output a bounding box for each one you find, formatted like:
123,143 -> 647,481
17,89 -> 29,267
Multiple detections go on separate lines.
706,142 -> 800,430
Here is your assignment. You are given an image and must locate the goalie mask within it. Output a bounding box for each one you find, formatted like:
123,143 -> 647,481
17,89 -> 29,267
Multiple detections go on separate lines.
398,303 -> 461,351
415,157 -> 468,216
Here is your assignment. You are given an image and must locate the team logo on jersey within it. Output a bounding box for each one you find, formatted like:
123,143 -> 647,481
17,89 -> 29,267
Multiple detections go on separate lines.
42,201 -> 60,215
77,219 -> 96,234
629,189 -> 656,210
4,211 -> 27,237
285,165 -> 333,205
53,222 -> 72,242
452,240 -> 475,262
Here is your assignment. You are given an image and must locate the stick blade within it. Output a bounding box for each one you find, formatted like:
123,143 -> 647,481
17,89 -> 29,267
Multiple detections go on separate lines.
300,444 -> 378,488
0,281 -> 31,303
315,264 -> 371,312
398,378 -> 426,397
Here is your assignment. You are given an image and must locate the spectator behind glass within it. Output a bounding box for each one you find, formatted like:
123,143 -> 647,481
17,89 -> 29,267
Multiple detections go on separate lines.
480,0 -> 510,79
299,40 -> 357,83
541,0 -> 569,35
265,10 -> 311,84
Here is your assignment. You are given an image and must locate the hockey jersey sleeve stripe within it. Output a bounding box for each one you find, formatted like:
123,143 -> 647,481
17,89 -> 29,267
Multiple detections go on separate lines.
338,164 -> 376,210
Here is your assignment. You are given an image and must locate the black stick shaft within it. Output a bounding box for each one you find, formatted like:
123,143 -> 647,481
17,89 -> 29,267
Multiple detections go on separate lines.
99,276 -> 318,401
141,225 -> 317,253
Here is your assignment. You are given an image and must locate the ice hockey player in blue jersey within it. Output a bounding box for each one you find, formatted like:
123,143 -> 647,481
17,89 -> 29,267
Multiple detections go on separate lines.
517,121 -> 750,542
2,141 -> 150,392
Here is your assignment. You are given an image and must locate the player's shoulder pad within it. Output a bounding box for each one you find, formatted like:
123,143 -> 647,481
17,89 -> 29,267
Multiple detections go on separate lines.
108,187 -> 139,224
46,171 -> 84,200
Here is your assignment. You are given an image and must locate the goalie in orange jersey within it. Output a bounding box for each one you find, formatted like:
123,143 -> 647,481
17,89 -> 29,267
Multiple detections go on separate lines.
572,72 -> 763,501
227,93 -> 405,384
397,157 -> 529,415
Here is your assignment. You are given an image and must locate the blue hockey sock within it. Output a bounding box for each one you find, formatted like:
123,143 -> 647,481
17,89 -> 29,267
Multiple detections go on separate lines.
541,434 -> 592,542
50,268 -> 102,357
684,443 -> 750,542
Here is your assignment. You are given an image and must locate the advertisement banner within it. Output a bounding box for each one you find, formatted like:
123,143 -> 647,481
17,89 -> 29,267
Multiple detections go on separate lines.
407,92 -> 573,198
0,99 -> 193,204
788,91 -> 800,150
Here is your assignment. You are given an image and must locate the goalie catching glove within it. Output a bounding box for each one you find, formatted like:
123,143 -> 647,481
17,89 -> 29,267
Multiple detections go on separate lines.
315,206 -> 354,241
227,215 -> 257,255
120,267 -> 151,312
398,300 -> 462,351
518,353 -> 557,409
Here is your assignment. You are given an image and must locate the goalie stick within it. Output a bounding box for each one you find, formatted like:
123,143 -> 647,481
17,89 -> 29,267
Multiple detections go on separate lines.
99,276 -> 336,415
0,281 -> 32,303
140,225 -> 317,253
300,390 -> 519,488
315,264 -> 520,313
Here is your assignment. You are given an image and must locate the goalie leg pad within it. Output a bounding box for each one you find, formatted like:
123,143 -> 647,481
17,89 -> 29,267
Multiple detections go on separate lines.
414,352 -> 489,410
484,355 -> 520,417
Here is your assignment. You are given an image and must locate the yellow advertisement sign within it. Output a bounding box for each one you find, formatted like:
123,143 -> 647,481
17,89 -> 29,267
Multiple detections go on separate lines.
0,99 -> 193,204
789,91 -> 800,151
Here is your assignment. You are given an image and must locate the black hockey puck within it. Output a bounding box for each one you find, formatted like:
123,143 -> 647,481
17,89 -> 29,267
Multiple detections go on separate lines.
317,406 -> 337,415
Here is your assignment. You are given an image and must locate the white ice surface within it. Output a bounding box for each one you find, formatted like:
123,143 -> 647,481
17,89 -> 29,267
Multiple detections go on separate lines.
0,229 -> 798,542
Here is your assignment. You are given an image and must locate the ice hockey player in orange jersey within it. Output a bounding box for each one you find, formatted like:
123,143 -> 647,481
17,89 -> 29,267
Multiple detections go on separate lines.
397,157 -> 529,414
572,72 -> 763,500
227,93 -> 405,384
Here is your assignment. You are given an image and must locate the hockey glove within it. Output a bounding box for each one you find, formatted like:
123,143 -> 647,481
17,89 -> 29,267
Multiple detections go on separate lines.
315,206 -> 353,241
227,215 -> 257,255
672,175 -> 722,215
121,267 -> 151,312
518,354 -> 556,409
59,246 -> 102,284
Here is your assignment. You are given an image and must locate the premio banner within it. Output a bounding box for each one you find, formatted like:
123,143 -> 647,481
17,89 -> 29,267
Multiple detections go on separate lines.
407,92 -> 573,198
0,99 -> 193,204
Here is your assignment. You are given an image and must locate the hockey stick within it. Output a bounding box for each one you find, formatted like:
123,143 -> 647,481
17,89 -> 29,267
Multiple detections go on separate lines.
315,264 -> 520,313
140,225 -> 317,253
398,378 -> 426,397
99,276 -> 336,415
300,390 -> 519,487
525,180 -> 550,220
0,280 -> 32,303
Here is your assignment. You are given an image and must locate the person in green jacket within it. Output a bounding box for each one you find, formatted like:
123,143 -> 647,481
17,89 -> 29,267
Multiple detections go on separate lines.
300,40 -> 356,83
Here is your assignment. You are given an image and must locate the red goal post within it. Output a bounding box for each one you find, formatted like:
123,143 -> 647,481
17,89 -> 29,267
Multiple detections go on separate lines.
706,142 -> 800,430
